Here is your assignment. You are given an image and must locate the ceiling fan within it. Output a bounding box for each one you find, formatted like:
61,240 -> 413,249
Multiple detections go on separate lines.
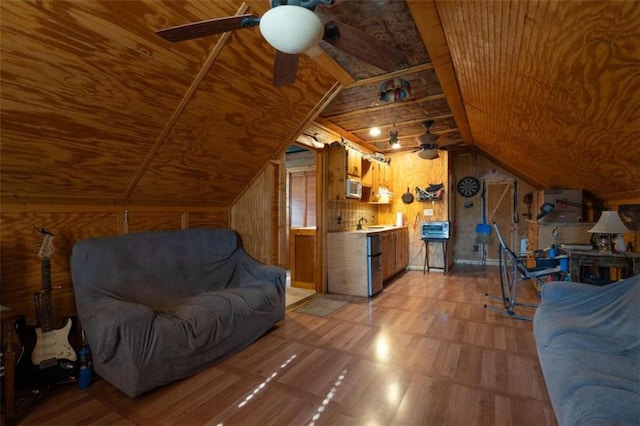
156,0 -> 404,86
412,120 -> 459,159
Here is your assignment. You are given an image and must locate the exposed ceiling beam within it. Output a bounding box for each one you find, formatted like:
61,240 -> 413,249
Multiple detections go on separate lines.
367,126 -> 459,144
323,93 -> 446,120
306,45 -> 355,86
314,117 -> 378,153
406,0 -> 474,146
350,113 -> 454,134
344,62 -> 435,88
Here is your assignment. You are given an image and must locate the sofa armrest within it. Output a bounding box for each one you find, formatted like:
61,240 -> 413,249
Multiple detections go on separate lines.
235,254 -> 286,290
251,264 -> 286,287
79,298 -> 154,364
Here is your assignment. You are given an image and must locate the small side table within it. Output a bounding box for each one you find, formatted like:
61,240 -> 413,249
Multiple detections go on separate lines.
1,308 -> 19,423
423,238 -> 448,274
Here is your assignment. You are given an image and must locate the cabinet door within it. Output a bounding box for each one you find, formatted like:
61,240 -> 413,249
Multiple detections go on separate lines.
327,145 -> 347,201
361,159 -> 373,187
369,163 -> 380,201
382,233 -> 395,279
379,163 -> 391,190
395,229 -> 409,273
346,150 -> 361,178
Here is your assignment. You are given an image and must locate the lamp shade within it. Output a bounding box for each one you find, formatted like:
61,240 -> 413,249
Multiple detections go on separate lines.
259,6 -> 324,54
588,211 -> 630,234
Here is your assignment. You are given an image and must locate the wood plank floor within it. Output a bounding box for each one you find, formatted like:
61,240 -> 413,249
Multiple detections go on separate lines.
15,266 -> 556,426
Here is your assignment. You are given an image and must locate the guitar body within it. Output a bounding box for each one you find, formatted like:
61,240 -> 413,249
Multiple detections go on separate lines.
32,319 -> 77,366
15,316 -> 79,388
15,228 -> 79,389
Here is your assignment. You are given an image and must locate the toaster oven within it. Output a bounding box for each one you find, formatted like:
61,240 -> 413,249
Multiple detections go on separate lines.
421,221 -> 450,239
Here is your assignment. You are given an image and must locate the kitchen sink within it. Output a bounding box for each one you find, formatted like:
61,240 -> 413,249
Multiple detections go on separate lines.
366,226 -> 387,230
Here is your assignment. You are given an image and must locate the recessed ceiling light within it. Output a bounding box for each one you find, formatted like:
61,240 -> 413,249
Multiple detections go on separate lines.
369,127 -> 381,137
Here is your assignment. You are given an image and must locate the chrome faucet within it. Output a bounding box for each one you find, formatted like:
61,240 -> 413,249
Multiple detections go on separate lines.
356,216 -> 368,230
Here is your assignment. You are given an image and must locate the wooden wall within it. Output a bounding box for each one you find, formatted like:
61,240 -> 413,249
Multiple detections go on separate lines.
451,153 -> 538,264
1,156 -> 286,327
378,151 -> 449,270
231,159 -> 285,267
0,204 -> 228,325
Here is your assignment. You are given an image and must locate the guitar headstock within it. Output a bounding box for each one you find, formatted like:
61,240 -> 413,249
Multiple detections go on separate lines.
34,227 -> 55,259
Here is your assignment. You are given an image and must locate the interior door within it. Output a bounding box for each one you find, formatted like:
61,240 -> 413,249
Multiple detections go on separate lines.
486,182 -> 515,261
289,170 -> 316,228
288,165 -> 318,290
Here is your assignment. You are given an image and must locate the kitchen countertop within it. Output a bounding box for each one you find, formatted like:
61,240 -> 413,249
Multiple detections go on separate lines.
329,225 -> 407,234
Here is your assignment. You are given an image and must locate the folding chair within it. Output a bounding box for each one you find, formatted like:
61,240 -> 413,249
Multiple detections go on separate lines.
484,222 -> 562,321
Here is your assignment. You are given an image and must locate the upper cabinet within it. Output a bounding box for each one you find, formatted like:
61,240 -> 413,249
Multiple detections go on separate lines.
362,161 -> 393,204
346,149 -> 361,178
361,159 -> 374,187
326,144 -> 393,203
327,144 -> 349,201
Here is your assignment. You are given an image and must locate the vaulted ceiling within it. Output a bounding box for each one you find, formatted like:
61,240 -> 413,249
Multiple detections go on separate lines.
1,0 -> 638,206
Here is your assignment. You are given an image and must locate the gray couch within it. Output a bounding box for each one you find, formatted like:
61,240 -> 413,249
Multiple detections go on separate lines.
71,228 -> 285,397
533,275 -> 640,425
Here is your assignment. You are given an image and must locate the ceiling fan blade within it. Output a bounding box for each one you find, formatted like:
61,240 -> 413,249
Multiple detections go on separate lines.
435,139 -> 460,148
273,50 -> 299,86
156,14 -> 258,42
322,20 -> 404,71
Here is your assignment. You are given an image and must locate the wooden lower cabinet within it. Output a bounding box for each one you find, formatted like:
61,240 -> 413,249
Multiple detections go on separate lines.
328,227 -> 409,297
382,232 -> 395,279
395,228 -> 409,273
327,232 -> 369,297
383,228 -> 409,280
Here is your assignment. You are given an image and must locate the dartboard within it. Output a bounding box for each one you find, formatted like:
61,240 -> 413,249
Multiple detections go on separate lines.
457,176 -> 480,197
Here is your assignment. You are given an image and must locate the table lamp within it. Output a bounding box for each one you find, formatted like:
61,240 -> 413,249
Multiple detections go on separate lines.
588,211 -> 630,253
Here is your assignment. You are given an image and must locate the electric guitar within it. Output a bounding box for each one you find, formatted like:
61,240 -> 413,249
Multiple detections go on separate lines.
16,227 -> 78,388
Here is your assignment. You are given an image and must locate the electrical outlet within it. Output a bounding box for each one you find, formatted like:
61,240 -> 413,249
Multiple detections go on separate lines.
424,209 -> 434,216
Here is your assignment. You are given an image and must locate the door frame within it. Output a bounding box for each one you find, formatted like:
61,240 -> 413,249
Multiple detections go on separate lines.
485,180 -> 517,261
282,144 -> 325,294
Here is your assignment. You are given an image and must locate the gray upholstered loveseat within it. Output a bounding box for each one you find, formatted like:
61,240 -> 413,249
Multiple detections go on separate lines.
71,228 -> 285,397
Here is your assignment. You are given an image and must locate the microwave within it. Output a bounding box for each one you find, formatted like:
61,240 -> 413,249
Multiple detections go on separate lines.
421,221 -> 450,239
346,178 -> 362,199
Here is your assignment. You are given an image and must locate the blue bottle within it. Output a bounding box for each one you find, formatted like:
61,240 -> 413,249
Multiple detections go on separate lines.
78,330 -> 93,389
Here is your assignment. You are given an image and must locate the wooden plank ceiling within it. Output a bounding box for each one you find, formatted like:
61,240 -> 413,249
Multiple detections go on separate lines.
434,0 -> 640,201
0,0 -> 338,206
1,0 -> 638,206
313,0 -> 639,202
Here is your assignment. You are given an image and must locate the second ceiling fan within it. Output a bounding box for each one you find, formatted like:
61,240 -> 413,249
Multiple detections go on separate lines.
156,0 -> 404,86
413,120 -> 461,160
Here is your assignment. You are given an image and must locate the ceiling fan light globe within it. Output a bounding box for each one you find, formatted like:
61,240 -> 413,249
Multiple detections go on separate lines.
259,6 -> 324,54
418,148 -> 439,160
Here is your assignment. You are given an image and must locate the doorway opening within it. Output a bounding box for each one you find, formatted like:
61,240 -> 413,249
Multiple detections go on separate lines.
284,144 -> 318,308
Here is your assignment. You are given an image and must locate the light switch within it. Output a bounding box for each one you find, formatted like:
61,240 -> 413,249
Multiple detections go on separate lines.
424,209 -> 434,216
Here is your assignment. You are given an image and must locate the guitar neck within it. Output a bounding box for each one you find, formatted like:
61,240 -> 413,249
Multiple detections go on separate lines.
40,258 -> 53,332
